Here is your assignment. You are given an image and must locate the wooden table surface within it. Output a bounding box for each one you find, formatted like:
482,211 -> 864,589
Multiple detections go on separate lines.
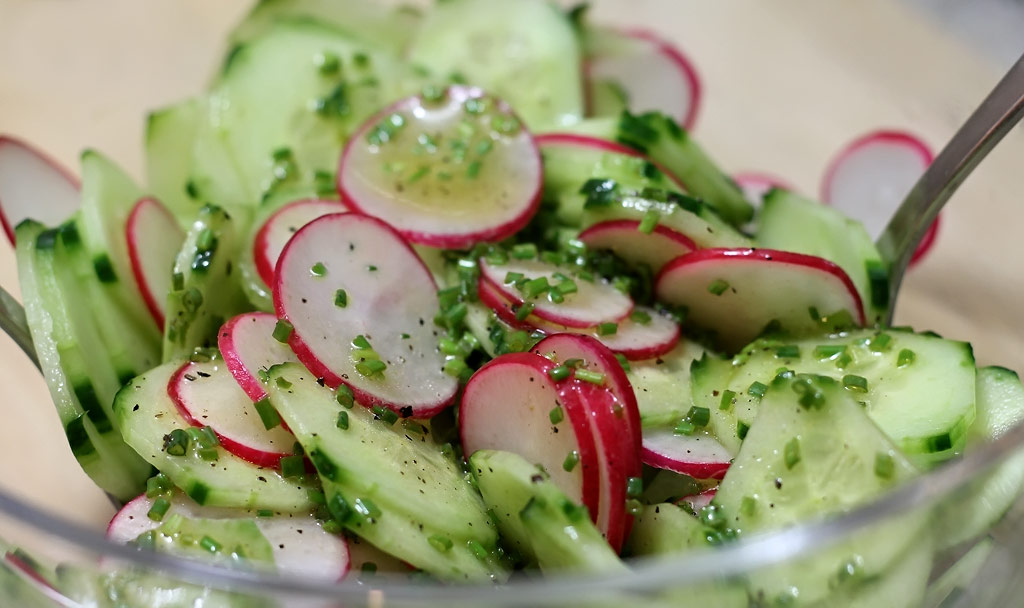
0,0 -> 1022,533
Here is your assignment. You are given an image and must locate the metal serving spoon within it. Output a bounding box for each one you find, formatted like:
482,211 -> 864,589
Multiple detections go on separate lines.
877,52 -> 1024,325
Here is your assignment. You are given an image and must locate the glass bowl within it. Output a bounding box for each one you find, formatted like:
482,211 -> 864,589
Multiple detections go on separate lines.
1,1 -> 1023,606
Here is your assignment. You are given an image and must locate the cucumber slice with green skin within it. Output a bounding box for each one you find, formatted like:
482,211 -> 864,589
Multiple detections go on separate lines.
624,502 -> 708,557
16,221 -> 151,501
715,374 -> 926,605
339,86 -> 542,249
0,136 -> 79,245
934,366 -> 1024,548
126,197 -> 186,329
194,19 -> 417,210
616,111 -> 753,226
577,219 -> 696,275
112,361 -> 315,512
696,329 -> 975,465
810,537 -> 932,608
756,188 -> 889,323
164,204 -> 250,362
170,359 -> 295,469
264,363 -> 508,582
470,449 -> 625,573
144,98 -> 202,225
252,199 -> 345,290
535,133 -> 685,226
628,338 -> 707,428
408,0 -> 583,129
582,188 -> 751,250
218,312 -> 300,402
274,213 -> 457,416
227,0 -> 421,57
656,248 -> 866,353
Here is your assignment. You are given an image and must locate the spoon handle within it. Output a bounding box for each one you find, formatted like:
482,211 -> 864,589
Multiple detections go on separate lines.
878,53 -> 1024,324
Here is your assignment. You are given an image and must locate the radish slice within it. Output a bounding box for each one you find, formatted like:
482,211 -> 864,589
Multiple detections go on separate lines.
169,360 -> 295,469
0,136 -> 80,245
641,427 -> 731,480
273,213 -> 457,416
126,197 -> 185,329
479,258 -> 633,329
821,130 -> 938,264
586,28 -> 701,130
253,199 -> 347,289
733,172 -> 792,206
479,277 -> 679,360
460,352 -> 601,517
535,133 -> 688,192
108,492 -> 349,581
218,312 -> 300,402
577,219 -> 696,274
655,248 -> 865,352
338,86 -> 542,249
677,488 -> 716,511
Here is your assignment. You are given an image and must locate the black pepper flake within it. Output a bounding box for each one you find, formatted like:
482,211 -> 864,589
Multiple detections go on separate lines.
184,374 -> 197,382
399,406 -> 413,418
196,371 -> 211,378
316,377 -> 326,387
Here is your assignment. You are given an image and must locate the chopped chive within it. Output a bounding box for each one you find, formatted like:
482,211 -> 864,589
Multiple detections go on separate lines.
371,405 -> 399,425
254,398 -> 282,430
549,365 -> 571,382
257,369 -> 270,384
443,357 -> 469,378
868,333 -> 892,353
428,534 -> 453,552
707,279 -> 730,296
575,369 -> 606,385
625,498 -> 643,516
280,455 -> 305,478
548,406 -> 564,424
439,337 -> 462,356
514,302 -> 535,322
407,165 -> 430,184
511,243 -> 537,259
843,374 -> 869,392
747,381 -> 768,399
775,345 -> 800,359
200,536 -> 223,553
198,447 -> 219,461
275,377 -> 292,389
554,279 -> 578,296
367,265 -> 378,272
686,405 -> 711,427
336,385 -> 355,408
334,289 -> 348,308
562,450 -> 580,472
637,209 -> 661,234
307,489 -> 326,505
835,352 -> 853,370
146,473 -> 172,498
737,421 -> 750,440
597,322 -> 618,336
310,262 -> 327,277
720,389 -> 736,411
784,437 -> 801,469
614,353 -> 631,372
814,344 -> 847,360
740,496 -> 757,517
626,476 -> 643,498
400,332 -> 411,340
352,335 -> 372,349
629,310 -> 652,325
354,498 -> 382,520
336,410 -> 349,430
197,426 -> 220,448
147,497 -> 171,521
521,276 -> 551,299
256,509 -> 274,517
272,320 -> 293,343
162,429 -> 189,456
674,420 -> 695,436
504,271 -> 525,285
874,452 -> 895,479
897,348 -> 916,368
547,290 -> 564,304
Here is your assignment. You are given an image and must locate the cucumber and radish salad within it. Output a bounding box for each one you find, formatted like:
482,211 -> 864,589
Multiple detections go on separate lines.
0,0 -> 1019,604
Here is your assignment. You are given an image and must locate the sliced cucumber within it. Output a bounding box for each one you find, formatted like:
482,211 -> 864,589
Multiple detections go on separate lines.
227,0 -> 421,57
144,97 -> 202,225
164,205 -> 249,361
756,189 -> 888,323
408,0 -> 583,129
626,338 -> 706,428
616,111 -> 753,226
112,361 -> 314,512
694,329 -> 975,465
470,449 -> 624,573
192,19 -> 416,210
933,366 -> 1024,549
716,373 -> 926,605
16,221 -> 151,501
264,363 -> 507,582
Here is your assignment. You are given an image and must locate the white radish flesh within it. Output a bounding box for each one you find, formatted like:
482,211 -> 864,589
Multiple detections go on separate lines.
0,136 -> 79,245
126,197 -> 185,329
273,213 -> 457,416
253,199 -> 346,288
641,427 -> 732,480
218,312 -> 300,402
577,219 -> 696,274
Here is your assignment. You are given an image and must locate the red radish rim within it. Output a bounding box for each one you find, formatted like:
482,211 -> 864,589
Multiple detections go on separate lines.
477,275 -> 534,330
253,198 -> 346,288
218,312 -> 276,402
534,133 -> 689,192
167,361 -> 292,469
676,487 -> 717,509
337,86 -> 543,249
577,219 -> 698,253
596,314 -> 680,362
656,248 -> 867,326
126,197 -> 177,329
620,28 -> 702,130
732,171 -> 794,194
0,135 -> 81,245
640,443 -> 730,480
459,352 -> 602,516
272,213 -> 455,417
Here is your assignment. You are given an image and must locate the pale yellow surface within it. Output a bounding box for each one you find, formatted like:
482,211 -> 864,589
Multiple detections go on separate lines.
0,0 -> 1021,535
